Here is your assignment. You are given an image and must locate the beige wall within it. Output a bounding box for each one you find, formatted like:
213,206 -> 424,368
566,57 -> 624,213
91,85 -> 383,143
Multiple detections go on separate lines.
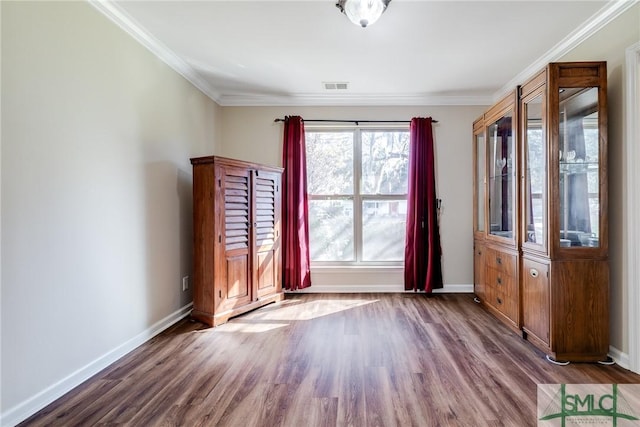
559,3 -> 640,354
1,1 -> 220,422
220,105 -> 485,289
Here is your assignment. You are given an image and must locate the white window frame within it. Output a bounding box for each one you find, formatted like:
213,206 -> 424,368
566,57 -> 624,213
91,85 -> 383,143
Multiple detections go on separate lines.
306,125 -> 410,267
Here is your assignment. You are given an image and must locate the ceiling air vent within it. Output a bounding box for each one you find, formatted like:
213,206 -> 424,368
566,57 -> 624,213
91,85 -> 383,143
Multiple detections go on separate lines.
323,82 -> 349,90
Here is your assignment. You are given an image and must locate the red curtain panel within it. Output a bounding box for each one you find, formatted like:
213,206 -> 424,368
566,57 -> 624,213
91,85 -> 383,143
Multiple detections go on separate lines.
404,117 -> 443,292
281,116 -> 312,290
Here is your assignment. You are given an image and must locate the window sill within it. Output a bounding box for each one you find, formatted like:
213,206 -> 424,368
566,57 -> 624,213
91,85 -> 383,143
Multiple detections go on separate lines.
311,265 -> 403,273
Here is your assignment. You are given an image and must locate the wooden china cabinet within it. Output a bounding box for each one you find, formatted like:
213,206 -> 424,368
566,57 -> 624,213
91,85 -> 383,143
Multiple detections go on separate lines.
519,62 -> 609,363
474,62 -> 609,363
190,156 -> 284,327
473,90 -> 520,330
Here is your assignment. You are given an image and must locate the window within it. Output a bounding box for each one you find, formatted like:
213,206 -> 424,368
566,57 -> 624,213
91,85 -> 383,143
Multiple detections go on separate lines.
306,128 -> 409,264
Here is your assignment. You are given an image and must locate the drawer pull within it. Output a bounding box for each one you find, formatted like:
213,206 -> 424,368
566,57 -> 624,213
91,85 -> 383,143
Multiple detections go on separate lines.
497,277 -> 502,285
496,297 -> 503,305
530,269 -> 539,278
496,257 -> 502,265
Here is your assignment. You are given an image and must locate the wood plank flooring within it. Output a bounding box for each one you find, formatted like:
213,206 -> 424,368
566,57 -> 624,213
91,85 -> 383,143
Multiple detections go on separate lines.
20,293 -> 640,426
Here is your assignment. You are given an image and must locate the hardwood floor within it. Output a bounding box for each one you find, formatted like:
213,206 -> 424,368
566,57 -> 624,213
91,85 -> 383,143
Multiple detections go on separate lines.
20,294 -> 640,426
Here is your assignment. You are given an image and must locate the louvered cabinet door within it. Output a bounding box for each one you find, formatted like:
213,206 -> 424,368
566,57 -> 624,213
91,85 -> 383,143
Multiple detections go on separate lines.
215,165 -> 253,311
254,170 -> 282,299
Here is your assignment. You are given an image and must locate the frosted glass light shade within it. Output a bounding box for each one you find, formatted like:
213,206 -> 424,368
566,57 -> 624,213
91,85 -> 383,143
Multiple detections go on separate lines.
336,0 -> 391,28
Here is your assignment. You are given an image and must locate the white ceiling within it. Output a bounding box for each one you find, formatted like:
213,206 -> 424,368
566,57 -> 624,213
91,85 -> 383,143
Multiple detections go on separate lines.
96,0 -> 626,106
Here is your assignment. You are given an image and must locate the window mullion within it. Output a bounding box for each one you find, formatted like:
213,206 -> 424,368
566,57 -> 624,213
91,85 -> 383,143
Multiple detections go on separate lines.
354,129 -> 363,262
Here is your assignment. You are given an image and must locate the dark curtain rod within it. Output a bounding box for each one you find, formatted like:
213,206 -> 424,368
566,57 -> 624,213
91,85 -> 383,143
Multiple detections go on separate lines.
274,118 -> 438,125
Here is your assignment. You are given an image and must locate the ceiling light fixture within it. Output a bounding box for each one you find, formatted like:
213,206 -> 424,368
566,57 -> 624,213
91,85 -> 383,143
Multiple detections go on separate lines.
335,0 -> 391,28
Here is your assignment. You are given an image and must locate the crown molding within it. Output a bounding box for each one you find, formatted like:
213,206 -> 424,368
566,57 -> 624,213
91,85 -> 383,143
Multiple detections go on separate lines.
493,0 -> 639,102
88,0 -> 222,103
216,93 -> 493,107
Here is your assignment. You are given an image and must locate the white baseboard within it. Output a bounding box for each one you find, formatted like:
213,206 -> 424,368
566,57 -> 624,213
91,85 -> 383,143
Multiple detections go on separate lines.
1,303 -> 193,427
287,284 -> 474,294
609,345 -> 630,370
433,284 -> 474,293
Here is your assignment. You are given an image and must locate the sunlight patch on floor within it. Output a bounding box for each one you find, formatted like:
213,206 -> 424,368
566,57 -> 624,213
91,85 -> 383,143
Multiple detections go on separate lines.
211,297 -> 379,333
247,297 -> 378,322
214,321 -> 289,333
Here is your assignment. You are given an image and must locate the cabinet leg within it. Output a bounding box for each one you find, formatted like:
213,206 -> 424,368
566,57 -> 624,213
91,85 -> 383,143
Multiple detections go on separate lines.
597,356 -> 616,366
546,355 -> 570,366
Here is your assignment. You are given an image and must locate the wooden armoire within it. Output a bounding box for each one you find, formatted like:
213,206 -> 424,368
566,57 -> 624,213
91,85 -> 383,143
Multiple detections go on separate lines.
190,156 -> 284,327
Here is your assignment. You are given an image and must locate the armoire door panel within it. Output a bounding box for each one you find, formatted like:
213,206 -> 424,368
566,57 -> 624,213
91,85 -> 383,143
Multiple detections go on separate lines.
226,254 -> 250,299
254,171 -> 280,298
219,166 -> 253,309
257,250 -> 275,291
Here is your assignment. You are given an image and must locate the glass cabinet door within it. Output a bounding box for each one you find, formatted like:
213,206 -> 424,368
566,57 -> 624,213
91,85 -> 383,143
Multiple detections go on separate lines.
522,93 -> 546,249
488,112 -> 515,240
558,87 -> 600,248
475,128 -> 486,234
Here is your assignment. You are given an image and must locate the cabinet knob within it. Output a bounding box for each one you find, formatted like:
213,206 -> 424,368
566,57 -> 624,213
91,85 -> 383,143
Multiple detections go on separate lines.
497,277 -> 502,285
530,269 -> 539,278
496,257 -> 502,265
496,297 -> 503,305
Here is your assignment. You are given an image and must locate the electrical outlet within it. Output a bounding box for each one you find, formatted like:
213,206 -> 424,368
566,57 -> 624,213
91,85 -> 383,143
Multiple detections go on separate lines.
182,276 -> 189,291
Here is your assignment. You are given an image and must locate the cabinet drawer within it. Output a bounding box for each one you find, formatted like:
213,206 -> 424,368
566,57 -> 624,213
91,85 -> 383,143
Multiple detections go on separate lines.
493,290 -> 517,321
485,248 -> 517,276
485,267 -> 516,297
